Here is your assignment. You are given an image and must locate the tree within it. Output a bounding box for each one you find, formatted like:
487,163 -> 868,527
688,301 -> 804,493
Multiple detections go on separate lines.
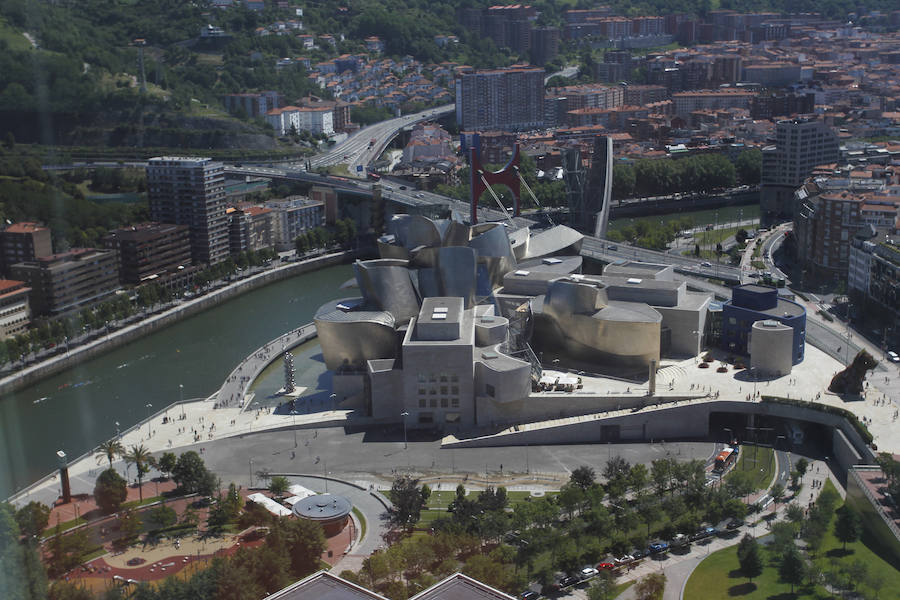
15,502 -> 51,539
629,463 -> 649,493
123,444 -> 153,502
634,572 -> 666,600
117,509 -> 142,546
0,502 -> 48,600
157,452 -> 177,478
146,505 -> 177,531
834,506 -> 861,551
570,465 -> 596,490
94,439 -> 124,471
770,483 -> 785,512
737,535 -> 763,583
93,468 -> 127,514
280,517 -> 327,577
389,475 -> 429,529
778,548 -> 805,594
603,456 -> 630,481
172,451 -> 209,493
269,476 -> 289,498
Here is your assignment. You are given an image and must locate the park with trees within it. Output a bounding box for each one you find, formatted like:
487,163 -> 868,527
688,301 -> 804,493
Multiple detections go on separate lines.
685,477 -> 896,599
332,454 -> 781,598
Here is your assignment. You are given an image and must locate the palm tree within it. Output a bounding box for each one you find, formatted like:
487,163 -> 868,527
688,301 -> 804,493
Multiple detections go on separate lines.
123,444 -> 153,502
95,439 -> 125,471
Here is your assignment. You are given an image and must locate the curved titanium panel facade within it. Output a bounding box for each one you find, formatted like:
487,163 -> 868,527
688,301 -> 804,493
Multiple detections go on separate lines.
354,260 -> 421,325
314,298 -> 398,371
437,246 -> 477,307
538,280 -> 661,368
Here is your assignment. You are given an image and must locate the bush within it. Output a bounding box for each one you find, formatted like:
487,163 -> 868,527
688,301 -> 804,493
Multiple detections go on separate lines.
698,362 -> 709,369
93,468 -> 128,514
703,353 -> 715,363
717,366 -> 728,373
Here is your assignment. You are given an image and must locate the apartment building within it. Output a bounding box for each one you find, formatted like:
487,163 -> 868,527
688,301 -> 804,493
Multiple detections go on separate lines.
455,66 -> 544,132
265,105 -> 335,136
228,206 -> 274,255
0,222 -> 52,276
848,233 -> 899,333
103,223 -> 192,285
222,91 -> 283,117
147,157 -> 230,266
264,197 -> 326,251
672,89 -> 755,116
10,249 -> 119,316
0,279 -> 31,339
761,118 -> 840,221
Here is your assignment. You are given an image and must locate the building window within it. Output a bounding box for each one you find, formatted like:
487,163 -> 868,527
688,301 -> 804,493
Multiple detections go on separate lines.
441,398 -> 448,408
429,388 -> 437,395
451,397 -> 459,407
440,373 -> 449,382
451,374 -> 459,382
486,384 -> 496,397
418,387 -> 426,395
728,317 -> 737,325
451,385 -> 459,394
419,412 -> 433,424
440,385 -> 448,395
429,373 -> 437,382
430,398 -> 437,408
417,374 -> 426,383
419,398 -> 426,408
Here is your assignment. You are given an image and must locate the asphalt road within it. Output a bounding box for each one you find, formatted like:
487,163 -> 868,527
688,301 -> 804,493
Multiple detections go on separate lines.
189,427 -> 716,491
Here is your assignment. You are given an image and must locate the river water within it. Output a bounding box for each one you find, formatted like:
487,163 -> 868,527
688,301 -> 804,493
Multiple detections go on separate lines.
0,264 -> 353,498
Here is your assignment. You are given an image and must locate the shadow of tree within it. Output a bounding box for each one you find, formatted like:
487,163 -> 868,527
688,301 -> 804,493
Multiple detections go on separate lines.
764,593 -> 797,600
727,582 -> 757,596
727,569 -> 744,578
826,548 -> 854,559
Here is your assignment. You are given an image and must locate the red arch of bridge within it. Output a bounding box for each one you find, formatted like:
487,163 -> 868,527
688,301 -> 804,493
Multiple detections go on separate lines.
469,143 -> 521,224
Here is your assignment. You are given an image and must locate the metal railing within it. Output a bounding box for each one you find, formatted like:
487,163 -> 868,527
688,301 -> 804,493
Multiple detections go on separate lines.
849,467 -> 900,541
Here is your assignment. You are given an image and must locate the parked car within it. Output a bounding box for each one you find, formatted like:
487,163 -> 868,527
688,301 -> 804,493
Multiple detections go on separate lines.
399,185 -> 407,190
596,562 -> 616,570
520,591 -> 540,600
726,518 -> 745,530
607,244 -> 618,250
580,566 -> 599,579
631,548 -> 646,559
614,554 -> 634,565
559,575 -> 580,588
887,350 -> 899,363
701,261 -> 712,267
648,541 -> 669,554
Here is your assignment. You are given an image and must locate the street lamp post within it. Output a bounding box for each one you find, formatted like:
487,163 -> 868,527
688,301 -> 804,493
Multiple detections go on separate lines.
115,421 -> 120,438
330,393 -> 337,412
145,403 -> 153,437
249,458 -> 253,488
401,412 -> 409,449
292,411 -> 298,448
179,384 -> 185,420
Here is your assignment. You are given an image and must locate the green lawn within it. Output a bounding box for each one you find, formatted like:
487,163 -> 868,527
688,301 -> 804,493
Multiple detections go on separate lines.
687,479 -> 899,600
352,507 -> 367,542
0,16 -> 33,51
810,481 -> 900,596
694,226 -> 744,247
684,543 -> 830,599
727,445 -> 775,492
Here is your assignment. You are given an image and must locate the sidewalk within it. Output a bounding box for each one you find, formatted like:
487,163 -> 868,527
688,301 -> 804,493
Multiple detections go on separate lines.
610,459 -> 840,600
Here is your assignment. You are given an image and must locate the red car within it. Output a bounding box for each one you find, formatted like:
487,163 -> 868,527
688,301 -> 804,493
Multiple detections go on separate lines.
597,562 -> 615,570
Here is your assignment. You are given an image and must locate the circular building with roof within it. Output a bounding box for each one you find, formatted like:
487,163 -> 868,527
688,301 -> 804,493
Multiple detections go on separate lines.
291,494 -> 352,537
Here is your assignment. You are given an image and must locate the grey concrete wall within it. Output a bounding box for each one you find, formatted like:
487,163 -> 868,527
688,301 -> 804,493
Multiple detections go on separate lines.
0,251 -> 359,397
656,305 -> 707,357
832,427 -> 864,471
447,399 -> 876,462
